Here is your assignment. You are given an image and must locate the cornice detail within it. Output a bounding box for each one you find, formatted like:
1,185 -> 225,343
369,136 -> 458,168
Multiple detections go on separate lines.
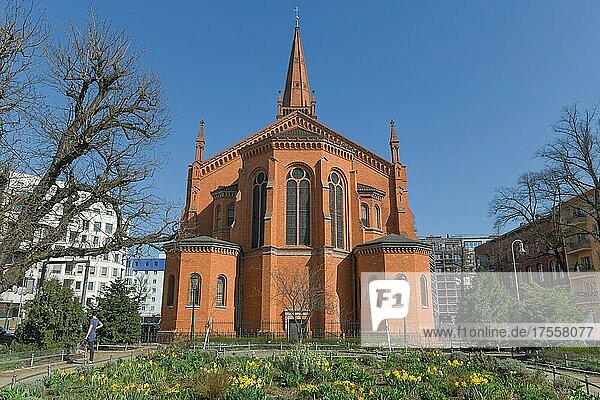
195,112 -> 395,179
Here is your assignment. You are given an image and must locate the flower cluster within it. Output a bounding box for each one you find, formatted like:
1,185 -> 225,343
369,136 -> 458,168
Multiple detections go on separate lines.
469,372 -> 490,385
386,369 -> 422,382
232,374 -> 263,389
447,359 -> 464,367
109,382 -> 152,395
90,373 -> 108,384
298,383 -> 318,394
333,380 -> 373,396
426,366 -> 439,375
201,362 -> 220,374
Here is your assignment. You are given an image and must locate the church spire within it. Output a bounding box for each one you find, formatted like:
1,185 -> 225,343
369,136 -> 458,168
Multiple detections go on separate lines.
389,119 -> 400,164
278,15 -> 316,119
195,120 -> 205,162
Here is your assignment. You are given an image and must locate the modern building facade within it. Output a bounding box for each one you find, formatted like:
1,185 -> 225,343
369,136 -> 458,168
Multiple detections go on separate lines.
0,173 -> 127,329
128,257 -> 166,323
160,24 -> 434,339
421,235 -> 494,325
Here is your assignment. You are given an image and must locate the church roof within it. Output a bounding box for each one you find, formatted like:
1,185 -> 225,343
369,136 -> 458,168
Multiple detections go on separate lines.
357,183 -> 386,198
211,183 -> 239,198
193,24 -> 397,179
283,27 -> 312,110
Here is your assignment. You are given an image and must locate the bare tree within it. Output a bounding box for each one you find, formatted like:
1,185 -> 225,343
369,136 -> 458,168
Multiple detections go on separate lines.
271,267 -> 336,341
130,274 -> 151,305
489,171 -> 567,270
0,10 -> 176,293
0,0 -> 45,139
537,105 -> 600,243
489,105 -> 600,271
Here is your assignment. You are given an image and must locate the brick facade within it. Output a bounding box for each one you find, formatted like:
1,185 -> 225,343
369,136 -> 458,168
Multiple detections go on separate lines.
160,25 -> 433,338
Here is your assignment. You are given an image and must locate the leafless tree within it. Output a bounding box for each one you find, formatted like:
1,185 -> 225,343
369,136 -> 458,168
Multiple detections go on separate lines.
489,171 -> 567,269
271,266 -> 336,341
0,0 -> 45,139
489,105 -> 600,270
130,274 -> 151,305
537,105 -> 600,243
0,9 -> 177,293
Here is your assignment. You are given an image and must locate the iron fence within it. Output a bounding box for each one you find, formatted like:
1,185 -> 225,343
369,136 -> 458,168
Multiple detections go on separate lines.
157,320 -> 361,343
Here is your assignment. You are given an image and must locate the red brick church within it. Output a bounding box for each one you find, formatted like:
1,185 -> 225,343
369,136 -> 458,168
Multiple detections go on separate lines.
160,23 -> 433,338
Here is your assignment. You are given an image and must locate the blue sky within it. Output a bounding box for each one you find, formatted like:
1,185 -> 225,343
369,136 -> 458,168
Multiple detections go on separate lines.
44,1 -> 600,236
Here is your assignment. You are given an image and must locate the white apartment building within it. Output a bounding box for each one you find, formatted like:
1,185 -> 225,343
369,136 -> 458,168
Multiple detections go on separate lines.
0,173 -> 127,329
126,256 -> 165,323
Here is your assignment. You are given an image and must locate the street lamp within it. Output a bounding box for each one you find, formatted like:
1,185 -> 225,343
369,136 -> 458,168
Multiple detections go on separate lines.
189,274 -> 200,341
511,239 -> 526,301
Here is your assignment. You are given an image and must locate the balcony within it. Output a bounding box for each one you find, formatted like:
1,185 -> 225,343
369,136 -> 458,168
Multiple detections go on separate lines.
567,238 -> 592,254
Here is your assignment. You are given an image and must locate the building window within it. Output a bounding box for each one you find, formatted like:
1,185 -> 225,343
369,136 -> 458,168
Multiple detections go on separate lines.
420,275 -> 429,308
374,205 -> 381,229
82,219 -> 90,231
286,167 -> 310,246
105,223 -> 113,235
226,203 -> 235,227
251,172 -> 267,248
101,267 -> 108,277
87,281 -> 94,291
328,172 -> 345,249
93,222 -> 101,232
216,275 -> 226,307
188,273 -> 201,306
167,274 -> 175,307
361,203 -> 369,227
215,204 -> 222,228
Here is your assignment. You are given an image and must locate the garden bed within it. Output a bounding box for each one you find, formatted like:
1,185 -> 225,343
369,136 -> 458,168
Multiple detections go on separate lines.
1,346 -> 598,399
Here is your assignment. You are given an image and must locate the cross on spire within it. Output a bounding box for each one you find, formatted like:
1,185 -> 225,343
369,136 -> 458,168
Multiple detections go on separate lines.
294,6 -> 300,27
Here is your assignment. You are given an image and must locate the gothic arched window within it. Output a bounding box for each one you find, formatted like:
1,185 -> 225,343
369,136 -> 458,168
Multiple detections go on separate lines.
361,203 -> 370,227
188,273 -> 201,306
374,205 -> 381,229
420,275 -> 429,308
286,167 -> 310,246
215,205 -> 222,228
328,172 -> 345,249
216,275 -> 226,307
252,172 -> 268,248
166,274 -> 175,307
226,203 -> 235,227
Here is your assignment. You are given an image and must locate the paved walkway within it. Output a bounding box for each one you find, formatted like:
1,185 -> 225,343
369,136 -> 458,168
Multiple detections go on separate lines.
527,363 -> 600,394
0,347 -> 154,389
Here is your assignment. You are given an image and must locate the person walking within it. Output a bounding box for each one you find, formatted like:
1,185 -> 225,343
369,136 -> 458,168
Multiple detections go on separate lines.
84,309 -> 103,364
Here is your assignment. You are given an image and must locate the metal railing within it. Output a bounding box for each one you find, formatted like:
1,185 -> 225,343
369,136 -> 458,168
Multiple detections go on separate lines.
157,320 -> 361,343
0,347 -> 75,372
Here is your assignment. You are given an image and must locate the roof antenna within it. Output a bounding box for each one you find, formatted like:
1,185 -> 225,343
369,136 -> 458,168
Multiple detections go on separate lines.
294,6 -> 300,28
